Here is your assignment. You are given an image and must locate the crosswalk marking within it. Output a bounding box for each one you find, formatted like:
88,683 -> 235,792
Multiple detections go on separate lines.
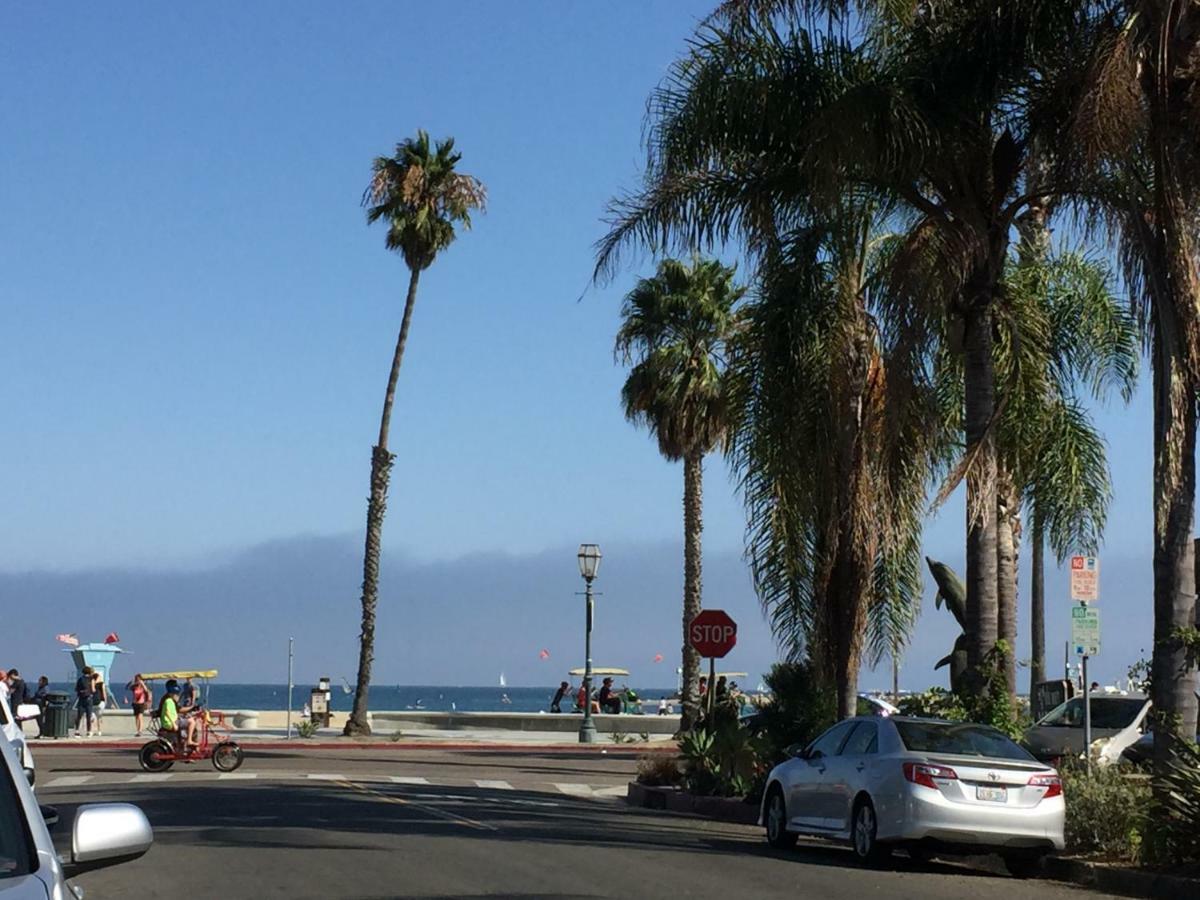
306,773 -> 346,781
43,775 -> 92,788
389,776 -> 430,785
592,785 -> 627,798
552,783 -> 594,796
475,779 -> 513,790
217,773 -> 258,780
130,773 -> 173,783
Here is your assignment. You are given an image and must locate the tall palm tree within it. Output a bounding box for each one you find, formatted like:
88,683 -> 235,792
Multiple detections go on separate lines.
615,257 -> 743,732
345,131 -> 486,736
729,207 -> 946,719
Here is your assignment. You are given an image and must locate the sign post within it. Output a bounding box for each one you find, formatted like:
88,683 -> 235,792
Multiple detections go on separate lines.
688,610 -> 737,718
1069,558 -> 1100,771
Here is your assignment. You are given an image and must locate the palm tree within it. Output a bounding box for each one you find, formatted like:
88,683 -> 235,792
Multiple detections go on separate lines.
598,0 -> 1082,688
615,257 -> 743,732
1029,0 -> 1200,773
729,207 -> 946,719
345,131 -> 486,736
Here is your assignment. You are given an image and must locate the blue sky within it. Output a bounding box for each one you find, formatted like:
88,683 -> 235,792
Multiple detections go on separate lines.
0,2 -> 1169,688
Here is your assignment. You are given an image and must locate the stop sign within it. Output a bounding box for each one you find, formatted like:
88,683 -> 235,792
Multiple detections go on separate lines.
689,609 -> 737,658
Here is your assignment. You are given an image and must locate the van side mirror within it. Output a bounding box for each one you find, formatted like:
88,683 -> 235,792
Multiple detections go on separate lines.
60,804 -> 153,879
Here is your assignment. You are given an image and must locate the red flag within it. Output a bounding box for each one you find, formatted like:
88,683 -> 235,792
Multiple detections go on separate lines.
56,633 -> 79,647
104,632 -> 120,644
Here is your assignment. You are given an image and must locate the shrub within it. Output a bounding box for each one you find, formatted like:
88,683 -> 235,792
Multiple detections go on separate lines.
1145,736 -> 1200,865
679,720 -> 772,798
1061,763 -> 1149,862
636,753 -> 682,787
296,720 -> 319,739
756,661 -> 835,760
897,687 -> 967,721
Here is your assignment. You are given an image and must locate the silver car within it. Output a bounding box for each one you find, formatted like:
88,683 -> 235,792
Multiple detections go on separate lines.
0,730 -> 153,899
761,716 -> 1065,876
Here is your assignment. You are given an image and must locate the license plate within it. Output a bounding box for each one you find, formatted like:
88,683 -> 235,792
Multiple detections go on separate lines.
976,785 -> 1007,802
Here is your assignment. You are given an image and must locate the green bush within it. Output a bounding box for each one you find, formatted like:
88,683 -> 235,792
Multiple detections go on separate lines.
296,719 -> 319,739
1061,764 -> 1149,862
679,720 -> 771,798
1145,736 -> 1200,866
756,661 -> 835,760
636,753 -> 682,787
897,687 -> 967,721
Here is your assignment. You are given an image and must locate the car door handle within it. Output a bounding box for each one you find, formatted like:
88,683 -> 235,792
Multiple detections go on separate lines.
855,763 -> 866,772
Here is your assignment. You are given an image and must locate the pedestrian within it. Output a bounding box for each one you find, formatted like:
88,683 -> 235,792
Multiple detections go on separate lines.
698,676 -> 708,699
32,676 -> 49,735
126,674 -> 152,736
657,696 -> 669,716
5,669 -> 28,706
180,677 -> 197,708
74,666 -> 96,737
550,681 -> 570,714
715,676 -> 728,700
91,670 -> 109,736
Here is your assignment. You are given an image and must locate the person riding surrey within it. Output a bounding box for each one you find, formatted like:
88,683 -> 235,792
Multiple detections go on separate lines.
180,677 -> 197,708
158,682 -> 200,750
597,677 -> 621,714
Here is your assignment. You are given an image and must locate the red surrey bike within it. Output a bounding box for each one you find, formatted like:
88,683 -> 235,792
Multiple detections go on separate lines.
138,708 -> 244,773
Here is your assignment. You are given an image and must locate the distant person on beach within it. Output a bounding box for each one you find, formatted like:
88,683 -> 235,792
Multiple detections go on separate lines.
598,678 -> 621,714
658,697 -> 669,716
551,681 -> 570,713
126,674 -> 152,736
74,666 -> 96,737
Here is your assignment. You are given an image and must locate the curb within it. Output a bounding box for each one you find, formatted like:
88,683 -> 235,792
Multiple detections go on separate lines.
1039,856 -> 1200,899
29,738 -> 678,754
625,781 -> 759,825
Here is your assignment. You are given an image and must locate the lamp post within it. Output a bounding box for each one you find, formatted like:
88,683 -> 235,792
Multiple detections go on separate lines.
577,543 -> 602,744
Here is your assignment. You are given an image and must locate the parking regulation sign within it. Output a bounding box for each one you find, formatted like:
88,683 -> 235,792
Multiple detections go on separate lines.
1069,555 -> 1099,603
1071,606 -> 1101,656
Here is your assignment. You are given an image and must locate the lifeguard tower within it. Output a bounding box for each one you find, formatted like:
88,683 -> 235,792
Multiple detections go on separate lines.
64,642 -> 128,689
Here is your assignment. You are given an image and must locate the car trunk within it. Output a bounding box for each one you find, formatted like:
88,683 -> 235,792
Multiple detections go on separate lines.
920,755 -> 1055,810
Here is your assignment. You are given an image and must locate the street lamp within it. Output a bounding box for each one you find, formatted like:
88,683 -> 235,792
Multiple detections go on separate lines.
577,543 -> 602,744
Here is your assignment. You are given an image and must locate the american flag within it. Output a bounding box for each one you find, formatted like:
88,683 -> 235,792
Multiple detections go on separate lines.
55,633 -> 79,647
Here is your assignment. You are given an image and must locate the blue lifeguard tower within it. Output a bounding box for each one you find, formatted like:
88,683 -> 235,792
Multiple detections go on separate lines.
64,642 -> 128,690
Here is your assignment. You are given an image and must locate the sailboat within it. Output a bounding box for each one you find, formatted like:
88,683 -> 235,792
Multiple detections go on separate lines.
499,672 -> 507,688
340,677 -> 353,695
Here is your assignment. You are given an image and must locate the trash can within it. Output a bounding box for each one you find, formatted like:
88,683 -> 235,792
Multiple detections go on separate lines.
40,693 -> 71,739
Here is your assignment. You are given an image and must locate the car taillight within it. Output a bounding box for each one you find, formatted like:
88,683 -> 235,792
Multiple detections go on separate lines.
1028,774 -> 1062,799
903,762 -> 958,789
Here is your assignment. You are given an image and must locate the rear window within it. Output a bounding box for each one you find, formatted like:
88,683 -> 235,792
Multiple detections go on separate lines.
1037,697 -> 1146,730
895,720 -> 1035,761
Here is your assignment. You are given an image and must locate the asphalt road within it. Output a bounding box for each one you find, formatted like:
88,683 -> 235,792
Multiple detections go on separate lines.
35,746 -> 1121,900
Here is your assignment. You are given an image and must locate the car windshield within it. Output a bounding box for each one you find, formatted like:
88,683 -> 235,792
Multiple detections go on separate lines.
0,759 -> 34,879
1037,697 -> 1146,730
895,720 -> 1035,761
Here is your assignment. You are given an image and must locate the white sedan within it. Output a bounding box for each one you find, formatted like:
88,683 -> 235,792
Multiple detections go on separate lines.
761,716 -> 1065,876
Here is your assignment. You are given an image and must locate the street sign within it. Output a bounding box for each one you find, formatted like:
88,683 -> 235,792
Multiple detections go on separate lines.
689,610 -> 737,658
1069,555 -> 1099,603
1071,605 -> 1101,656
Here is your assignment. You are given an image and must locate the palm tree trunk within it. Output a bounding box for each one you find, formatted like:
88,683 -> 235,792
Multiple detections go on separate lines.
996,470 -> 1018,696
1150,333 -> 1199,775
345,267 -> 422,737
962,301 -> 1000,679
679,451 -> 704,732
1030,515 -> 1046,693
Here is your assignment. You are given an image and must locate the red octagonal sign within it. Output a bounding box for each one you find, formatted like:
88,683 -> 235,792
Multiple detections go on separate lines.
689,609 -> 737,658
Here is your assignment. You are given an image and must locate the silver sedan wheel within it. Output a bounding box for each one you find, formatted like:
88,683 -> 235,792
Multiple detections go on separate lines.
767,794 -> 784,841
854,803 -> 876,858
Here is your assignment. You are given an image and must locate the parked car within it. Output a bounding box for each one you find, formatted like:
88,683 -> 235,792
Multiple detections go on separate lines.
0,690 -> 35,787
760,716 -> 1065,876
1118,693 -> 1200,767
1023,695 -> 1150,765
0,733 -> 153,898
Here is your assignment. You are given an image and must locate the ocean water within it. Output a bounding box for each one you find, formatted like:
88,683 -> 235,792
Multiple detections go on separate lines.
48,682 -> 680,713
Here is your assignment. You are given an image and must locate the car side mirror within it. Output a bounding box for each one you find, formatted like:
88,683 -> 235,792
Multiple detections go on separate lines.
784,743 -> 806,759
60,803 -> 153,879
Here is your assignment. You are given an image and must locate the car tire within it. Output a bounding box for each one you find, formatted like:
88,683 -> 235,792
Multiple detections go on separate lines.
212,741 -> 244,772
139,739 -> 174,772
764,785 -> 796,849
851,798 -> 891,866
1002,853 -> 1045,878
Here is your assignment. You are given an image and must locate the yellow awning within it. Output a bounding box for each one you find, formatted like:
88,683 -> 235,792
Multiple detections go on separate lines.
139,670 -> 218,680
568,667 -> 630,677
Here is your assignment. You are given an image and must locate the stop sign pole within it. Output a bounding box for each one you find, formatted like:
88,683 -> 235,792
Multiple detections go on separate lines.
688,610 -> 737,717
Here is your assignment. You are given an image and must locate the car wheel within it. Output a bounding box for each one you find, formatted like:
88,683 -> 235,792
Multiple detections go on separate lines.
139,739 -> 174,772
851,798 -> 891,866
1003,853 -> 1045,878
764,785 -> 796,849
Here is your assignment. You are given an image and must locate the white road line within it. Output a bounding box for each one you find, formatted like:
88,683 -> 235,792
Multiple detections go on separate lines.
130,774 -> 173,783
475,779 -> 513,790
552,783 -> 595,796
389,776 -> 430,785
306,773 -> 346,781
217,773 -> 258,780
43,775 -> 93,788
